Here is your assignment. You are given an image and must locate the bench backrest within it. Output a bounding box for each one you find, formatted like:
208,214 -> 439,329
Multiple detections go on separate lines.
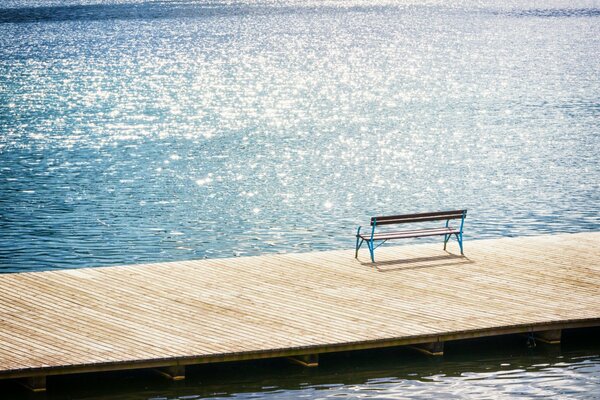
371,210 -> 467,226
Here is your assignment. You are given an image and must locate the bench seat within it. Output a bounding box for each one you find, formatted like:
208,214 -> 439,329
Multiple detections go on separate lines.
358,227 -> 460,241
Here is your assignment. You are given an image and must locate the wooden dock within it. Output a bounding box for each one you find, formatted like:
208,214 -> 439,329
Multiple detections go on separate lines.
1,232 -> 599,391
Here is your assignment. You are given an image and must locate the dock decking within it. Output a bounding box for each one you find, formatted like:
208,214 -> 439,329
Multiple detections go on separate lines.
1,232 -> 599,390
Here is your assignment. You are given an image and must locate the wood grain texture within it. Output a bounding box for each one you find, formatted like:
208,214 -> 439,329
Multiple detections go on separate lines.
0,232 -> 599,379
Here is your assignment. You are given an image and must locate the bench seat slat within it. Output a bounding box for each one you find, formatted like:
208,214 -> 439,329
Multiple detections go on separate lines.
372,210 -> 466,226
358,227 -> 459,241
373,215 -> 464,225
372,209 -> 466,222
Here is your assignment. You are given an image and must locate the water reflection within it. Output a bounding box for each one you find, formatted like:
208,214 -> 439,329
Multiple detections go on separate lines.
1,330 -> 597,399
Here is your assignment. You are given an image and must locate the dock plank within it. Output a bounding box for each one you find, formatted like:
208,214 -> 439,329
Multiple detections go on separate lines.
0,232 -> 599,380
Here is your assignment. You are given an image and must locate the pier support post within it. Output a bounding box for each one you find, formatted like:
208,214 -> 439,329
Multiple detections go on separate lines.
287,354 -> 319,367
534,329 -> 562,344
20,376 -> 46,392
409,341 -> 444,356
154,365 -> 186,380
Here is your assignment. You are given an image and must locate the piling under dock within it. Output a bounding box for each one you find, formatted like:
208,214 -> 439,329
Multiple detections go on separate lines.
1,232 -> 599,391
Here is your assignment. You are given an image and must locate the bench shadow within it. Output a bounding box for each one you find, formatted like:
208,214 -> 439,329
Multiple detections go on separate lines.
359,253 -> 473,272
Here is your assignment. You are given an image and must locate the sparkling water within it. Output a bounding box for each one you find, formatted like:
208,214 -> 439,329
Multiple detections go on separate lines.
0,1 -> 599,398
1,0 -> 599,272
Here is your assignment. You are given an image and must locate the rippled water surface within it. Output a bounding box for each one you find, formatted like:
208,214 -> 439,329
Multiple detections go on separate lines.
0,1 -> 599,398
1,331 -> 599,399
1,0 -> 599,272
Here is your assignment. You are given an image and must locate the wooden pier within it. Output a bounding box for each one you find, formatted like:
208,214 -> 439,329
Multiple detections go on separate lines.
1,232 -> 599,392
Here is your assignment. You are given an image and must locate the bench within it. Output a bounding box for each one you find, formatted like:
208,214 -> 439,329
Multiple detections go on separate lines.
355,210 -> 467,262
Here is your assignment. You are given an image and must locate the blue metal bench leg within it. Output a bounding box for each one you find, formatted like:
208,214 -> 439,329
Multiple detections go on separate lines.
355,226 -> 363,258
355,238 -> 364,258
458,212 -> 465,255
355,225 -> 376,262
443,219 -> 451,251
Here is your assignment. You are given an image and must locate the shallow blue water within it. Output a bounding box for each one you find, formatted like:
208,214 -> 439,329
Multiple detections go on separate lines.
1,0 -> 599,272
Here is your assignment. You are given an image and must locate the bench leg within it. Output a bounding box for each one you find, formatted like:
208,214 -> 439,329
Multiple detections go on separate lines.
457,233 -> 464,254
444,233 -> 464,255
368,240 -> 375,262
355,238 -> 364,258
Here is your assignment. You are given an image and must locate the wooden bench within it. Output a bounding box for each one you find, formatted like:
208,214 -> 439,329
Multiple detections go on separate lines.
355,210 -> 467,262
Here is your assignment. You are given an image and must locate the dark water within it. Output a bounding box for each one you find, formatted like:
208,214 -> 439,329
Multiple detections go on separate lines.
0,0 -> 599,398
1,330 -> 599,399
1,0 -> 599,272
